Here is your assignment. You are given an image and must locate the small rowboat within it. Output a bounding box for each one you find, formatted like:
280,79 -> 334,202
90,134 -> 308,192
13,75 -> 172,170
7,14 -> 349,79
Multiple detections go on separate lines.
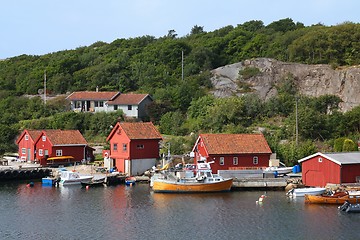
287,187 -> 326,197
305,191 -> 360,204
81,177 -> 106,187
125,176 -> 136,186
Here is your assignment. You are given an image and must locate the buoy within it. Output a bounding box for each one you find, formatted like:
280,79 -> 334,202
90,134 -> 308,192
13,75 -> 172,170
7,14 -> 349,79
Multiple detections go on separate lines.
86,185 -> 90,190
258,195 -> 265,202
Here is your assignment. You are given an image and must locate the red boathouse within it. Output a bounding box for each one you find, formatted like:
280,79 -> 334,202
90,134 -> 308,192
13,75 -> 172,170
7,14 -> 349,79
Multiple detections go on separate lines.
192,133 -> 273,173
106,122 -> 162,176
298,152 -> 360,187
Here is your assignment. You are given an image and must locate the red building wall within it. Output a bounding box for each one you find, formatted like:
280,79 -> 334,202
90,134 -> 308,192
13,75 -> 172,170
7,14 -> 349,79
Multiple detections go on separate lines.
17,134 -> 36,162
301,155 -> 341,187
129,139 -> 160,159
194,138 -> 270,173
108,130 -> 160,173
341,164 -> 360,183
35,133 -> 86,162
207,154 -> 270,173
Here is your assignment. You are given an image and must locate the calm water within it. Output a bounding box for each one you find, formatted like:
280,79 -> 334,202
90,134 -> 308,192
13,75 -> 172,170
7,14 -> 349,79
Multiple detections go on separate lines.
0,182 -> 359,240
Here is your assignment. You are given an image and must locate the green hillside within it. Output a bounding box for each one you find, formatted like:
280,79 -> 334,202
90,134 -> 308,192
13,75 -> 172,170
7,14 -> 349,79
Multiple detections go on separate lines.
0,18 -> 359,164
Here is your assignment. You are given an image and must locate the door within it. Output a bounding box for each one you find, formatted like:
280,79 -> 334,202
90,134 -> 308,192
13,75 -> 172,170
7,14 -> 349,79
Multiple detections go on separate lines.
27,148 -> 31,162
125,160 -> 131,175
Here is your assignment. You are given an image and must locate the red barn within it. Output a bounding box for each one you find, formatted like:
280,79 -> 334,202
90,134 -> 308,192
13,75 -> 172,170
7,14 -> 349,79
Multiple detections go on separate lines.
192,133 -> 272,173
298,152 -> 360,187
106,122 -> 162,176
34,130 -> 94,166
16,130 -> 42,163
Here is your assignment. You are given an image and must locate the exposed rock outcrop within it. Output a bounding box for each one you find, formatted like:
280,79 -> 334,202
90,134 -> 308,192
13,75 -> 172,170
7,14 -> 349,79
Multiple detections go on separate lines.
210,58 -> 360,112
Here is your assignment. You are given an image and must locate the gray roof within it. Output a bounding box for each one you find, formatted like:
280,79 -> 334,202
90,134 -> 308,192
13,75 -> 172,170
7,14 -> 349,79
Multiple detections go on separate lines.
298,152 -> 360,165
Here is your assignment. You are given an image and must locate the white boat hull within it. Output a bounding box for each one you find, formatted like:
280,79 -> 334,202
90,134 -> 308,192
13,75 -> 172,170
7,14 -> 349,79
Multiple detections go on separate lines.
288,187 -> 326,197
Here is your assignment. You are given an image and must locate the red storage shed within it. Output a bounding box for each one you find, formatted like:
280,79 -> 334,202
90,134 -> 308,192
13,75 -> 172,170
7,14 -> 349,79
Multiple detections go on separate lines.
298,152 -> 360,187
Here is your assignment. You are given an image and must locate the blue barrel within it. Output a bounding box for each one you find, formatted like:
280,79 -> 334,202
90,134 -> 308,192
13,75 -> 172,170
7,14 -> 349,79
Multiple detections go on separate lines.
296,164 -> 301,173
292,165 -> 297,173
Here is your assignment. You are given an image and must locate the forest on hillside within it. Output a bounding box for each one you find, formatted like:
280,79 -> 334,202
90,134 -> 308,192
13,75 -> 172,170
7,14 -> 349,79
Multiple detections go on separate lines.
0,18 -> 359,165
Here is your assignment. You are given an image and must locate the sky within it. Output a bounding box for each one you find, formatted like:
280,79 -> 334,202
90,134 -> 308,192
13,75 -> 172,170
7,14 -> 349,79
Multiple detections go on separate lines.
1,0 -> 359,59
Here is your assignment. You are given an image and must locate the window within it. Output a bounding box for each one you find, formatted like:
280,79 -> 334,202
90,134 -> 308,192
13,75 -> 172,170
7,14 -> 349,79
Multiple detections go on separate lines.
113,143 -> 118,151
123,144 -> 127,151
137,144 -> 144,149
128,105 -> 132,110
318,157 -> 323,163
25,135 -> 29,141
42,136 -> 46,141
39,149 -> 43,156
56,150 -> 62,156
220,157 -> 224,165
76,101 -> 81,108
99,101 -> 104,107
22,148 -> 26,154
233,157 -> 238,165
253,156 -> 259,165
114,105 -> 118,110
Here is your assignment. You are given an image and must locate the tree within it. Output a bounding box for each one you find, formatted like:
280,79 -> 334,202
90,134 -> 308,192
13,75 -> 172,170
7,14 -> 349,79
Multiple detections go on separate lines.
190,25 -> 205,35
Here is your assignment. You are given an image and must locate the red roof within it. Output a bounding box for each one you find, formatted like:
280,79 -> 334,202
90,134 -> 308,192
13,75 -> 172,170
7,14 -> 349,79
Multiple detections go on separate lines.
198,133 -> 272,155
39,130 -> 88,145
66,91 -> 120,101
16,129 -> 42,144
107,122 -> 162,141
107,93 -> 150,105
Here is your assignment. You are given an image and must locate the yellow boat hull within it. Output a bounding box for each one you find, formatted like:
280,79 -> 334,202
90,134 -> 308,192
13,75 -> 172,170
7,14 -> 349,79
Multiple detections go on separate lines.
152,178 -> 233,193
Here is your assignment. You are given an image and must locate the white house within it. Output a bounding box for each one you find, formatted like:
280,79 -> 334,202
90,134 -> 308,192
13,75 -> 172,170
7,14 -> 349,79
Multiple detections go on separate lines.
66,91 -> 152,119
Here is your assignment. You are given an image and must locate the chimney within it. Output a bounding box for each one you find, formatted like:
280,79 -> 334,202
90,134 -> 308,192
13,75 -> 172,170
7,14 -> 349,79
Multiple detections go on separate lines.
96,86 -> 99,92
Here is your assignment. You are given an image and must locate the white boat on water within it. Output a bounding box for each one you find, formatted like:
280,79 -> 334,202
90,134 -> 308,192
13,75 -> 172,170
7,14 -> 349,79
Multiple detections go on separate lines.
59,171 -> 93,185
263,166 -> 293,175
287,187 -> 326,197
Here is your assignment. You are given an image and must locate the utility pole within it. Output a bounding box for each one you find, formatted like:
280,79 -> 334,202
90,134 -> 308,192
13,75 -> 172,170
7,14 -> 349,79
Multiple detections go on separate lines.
295,97 -> 298,146
181,50 -> 184,81
44,70 -> 47,105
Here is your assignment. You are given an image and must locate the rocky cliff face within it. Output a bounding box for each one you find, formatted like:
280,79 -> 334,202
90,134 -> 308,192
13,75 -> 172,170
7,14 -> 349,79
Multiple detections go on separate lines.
210,58 -> 360,112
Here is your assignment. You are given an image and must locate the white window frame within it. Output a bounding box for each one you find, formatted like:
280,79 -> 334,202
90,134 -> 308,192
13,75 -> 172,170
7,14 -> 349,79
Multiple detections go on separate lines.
137,144 -> 144,149
22,148 -> 26,154
113,143 -> 118,151
39,149 -> 43,156
56,150 -> 62,156
253,156 -> 259,165
318,157 -> 323,163
42,136 -> 46,141
220,157 -> 224,165
25,135 -> 29,141
123,143 -> 127,151
233,157 -> 238,165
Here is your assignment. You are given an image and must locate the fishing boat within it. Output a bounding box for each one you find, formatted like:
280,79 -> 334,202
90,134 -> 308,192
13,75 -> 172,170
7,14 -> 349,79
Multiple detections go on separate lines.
286,187 -> 326,197
59,171 -> 93,186
151,160 -> 233,193
339,201 -> 360,213
305,191 -> 360,204
125,176 -> 136,186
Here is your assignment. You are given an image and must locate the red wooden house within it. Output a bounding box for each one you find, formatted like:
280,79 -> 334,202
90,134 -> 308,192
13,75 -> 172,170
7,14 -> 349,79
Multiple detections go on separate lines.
16,130 -> 42,162
298,152 -> 360,187
192,133 -> 272,173
34,129 -> 94,166
106,122 -> 162,175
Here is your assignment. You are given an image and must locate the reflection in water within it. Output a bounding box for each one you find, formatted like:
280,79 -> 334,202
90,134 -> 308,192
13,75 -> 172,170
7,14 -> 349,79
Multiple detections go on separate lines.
0,182 -> 360,240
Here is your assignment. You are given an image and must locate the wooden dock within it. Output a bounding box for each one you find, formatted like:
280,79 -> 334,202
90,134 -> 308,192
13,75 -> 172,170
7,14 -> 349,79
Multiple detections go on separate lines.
0,168 -> 52,181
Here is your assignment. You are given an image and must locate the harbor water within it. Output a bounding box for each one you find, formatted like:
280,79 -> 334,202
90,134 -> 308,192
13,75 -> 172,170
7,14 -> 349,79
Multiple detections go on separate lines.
0,182 -> 359,240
